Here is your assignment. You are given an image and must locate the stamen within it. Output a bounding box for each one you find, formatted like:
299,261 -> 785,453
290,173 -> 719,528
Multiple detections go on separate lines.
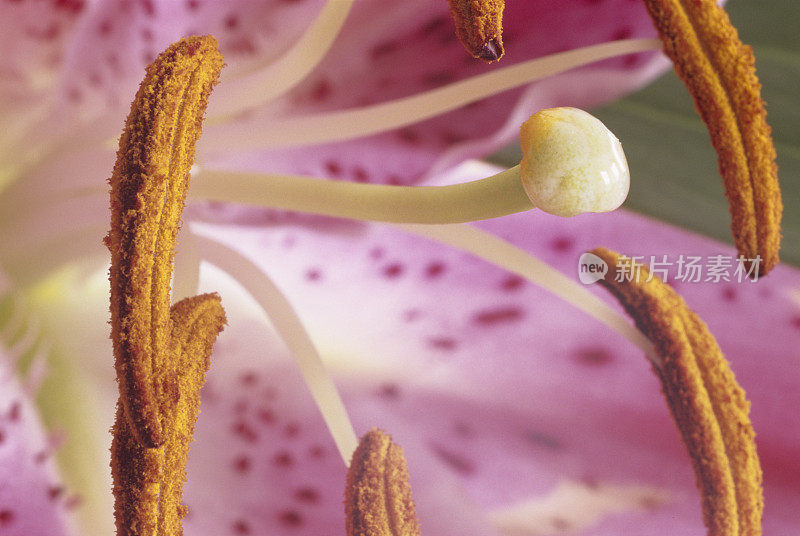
345,428 -> 421,536
207,0 -> 356,121
106,36 -> 228,536
200,38 -> 660,152
191,233 -> 359,465
112,293 -> 226,535
107,35 -> 224,449
592,247 -> 762,536
447,0 -> 505,62
643,0 -> 781,276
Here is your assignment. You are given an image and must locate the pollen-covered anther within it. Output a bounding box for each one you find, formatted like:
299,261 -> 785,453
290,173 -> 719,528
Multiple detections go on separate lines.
592,247 -> 763,536
642,0 -> 782,276
520,108 -> 630,218
107,35 -> 224,449
447,0 -> 505,62
346,429 -> 421,536
107,35 -> 227,536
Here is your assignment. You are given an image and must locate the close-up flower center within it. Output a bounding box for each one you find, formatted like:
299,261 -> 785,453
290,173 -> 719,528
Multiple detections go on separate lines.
0,1 -> 794,535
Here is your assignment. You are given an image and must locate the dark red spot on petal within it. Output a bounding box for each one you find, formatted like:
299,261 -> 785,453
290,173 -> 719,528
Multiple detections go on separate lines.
428,337 -> 458,351
309,79 -> 331,102
431,443 -> 475,475
226,37 -> 257,56
501,275 -> 525,292
419,16 -> 448,37
239,371 -> 258,387
454,421 -> 473,438
639,495 -> 661,510
0,510 -> 14,526
383,263 -> 404,278
233,519 -> 251,534
370,40 -> 397,60
9,402 -> 22,421
48,486 -> 64,501
525,430 -> 563,450
232,421 -> 258,443
550,236 -> 574,252
403,308 -> 421,322
278,509 -> 303,527
233,455 -> 251,473
284,422 -> 300,438
324,160 -> 341,176
792,315 -> 800,330
576,347 -> 613,366
440,131 -> 468,145
397,128 -> 420,144
305,268 -> 322,282
54,0 -> 84,14
425,262 -> 446,279
186,0 -> 200,9
273,451 -> 294,467
88,72 -> 102,87
377,383 -> 401,399
473,306 -> 524,326
309,445 -> 325,459
612,27 -> 633,41
551,517 -> 572,531
27,23 -> 60,41
98,20 -> 112,35
138,0 -> 155,16
257,408 -> 275,425
721,287 -> 737,301
294,487 -> 320,504
67,87 -> 82,104
224,14 -> 239,30
352,167 -> 369,183
423,70 -> 455,86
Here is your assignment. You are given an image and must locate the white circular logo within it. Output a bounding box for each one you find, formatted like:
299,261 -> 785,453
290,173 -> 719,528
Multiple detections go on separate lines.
578,252 -> 608,284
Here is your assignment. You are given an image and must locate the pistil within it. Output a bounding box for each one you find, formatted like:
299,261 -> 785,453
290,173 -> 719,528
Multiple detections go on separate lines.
193,107 -> 628,221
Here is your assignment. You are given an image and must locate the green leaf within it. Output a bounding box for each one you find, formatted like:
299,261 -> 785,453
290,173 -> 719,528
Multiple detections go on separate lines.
491,1 -> 800,266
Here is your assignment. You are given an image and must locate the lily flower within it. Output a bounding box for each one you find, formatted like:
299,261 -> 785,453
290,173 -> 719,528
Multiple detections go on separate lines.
0,1 -> 797,536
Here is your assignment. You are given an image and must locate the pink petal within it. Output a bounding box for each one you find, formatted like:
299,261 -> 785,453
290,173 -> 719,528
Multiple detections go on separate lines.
0,353 -> 75,536
4,0 -> 323,117
186,190 -> 798,534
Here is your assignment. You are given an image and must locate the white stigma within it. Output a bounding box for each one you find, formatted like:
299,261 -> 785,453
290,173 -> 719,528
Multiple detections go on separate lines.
519,107 -> 630,217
